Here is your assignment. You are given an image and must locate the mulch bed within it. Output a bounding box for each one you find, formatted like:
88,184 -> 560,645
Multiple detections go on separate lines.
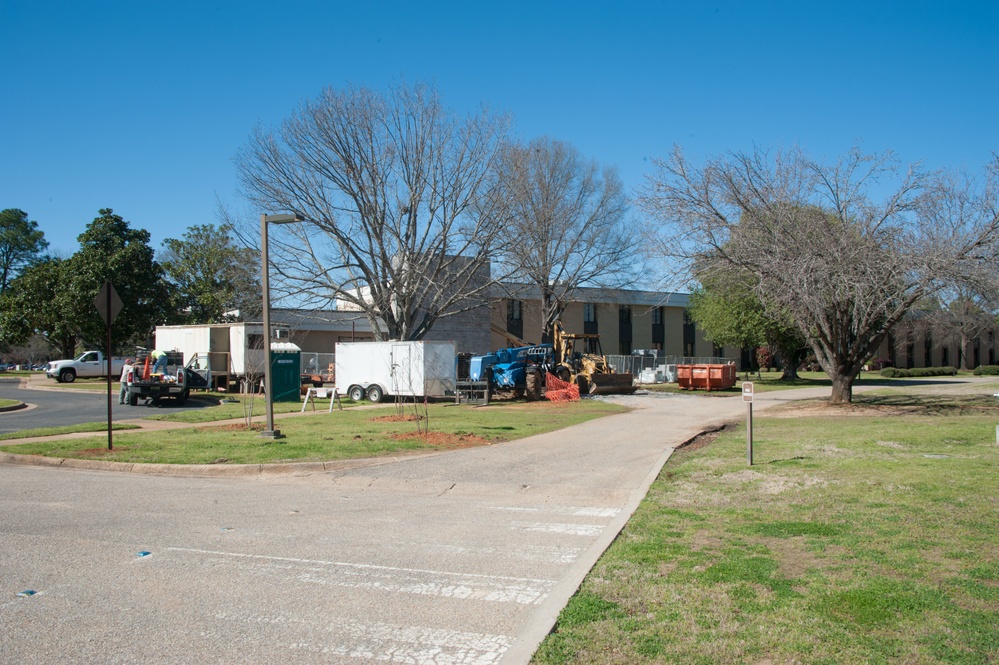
390,431 -> 491,449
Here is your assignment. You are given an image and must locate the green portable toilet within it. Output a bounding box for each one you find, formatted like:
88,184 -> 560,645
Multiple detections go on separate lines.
270,342 -> 301,402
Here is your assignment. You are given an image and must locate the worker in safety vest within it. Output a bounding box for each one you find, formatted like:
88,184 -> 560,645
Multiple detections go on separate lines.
151,349 -> 168,374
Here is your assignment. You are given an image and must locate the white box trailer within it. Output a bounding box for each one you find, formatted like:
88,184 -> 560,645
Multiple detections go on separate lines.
155,323 -> 266,391
335,340 -> 456,403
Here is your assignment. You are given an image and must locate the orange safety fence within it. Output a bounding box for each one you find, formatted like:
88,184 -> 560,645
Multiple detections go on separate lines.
545,373 -> 580,402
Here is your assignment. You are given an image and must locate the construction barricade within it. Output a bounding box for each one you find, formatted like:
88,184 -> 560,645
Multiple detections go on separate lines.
545,373 -> 580,402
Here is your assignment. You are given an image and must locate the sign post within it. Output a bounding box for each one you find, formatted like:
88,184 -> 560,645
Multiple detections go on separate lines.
743,381 -> 754,466
93,281 -> 123,450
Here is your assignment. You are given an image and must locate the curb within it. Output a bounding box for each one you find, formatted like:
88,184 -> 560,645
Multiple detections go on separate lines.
0,446 -> 441,478
0,402 -> 27,413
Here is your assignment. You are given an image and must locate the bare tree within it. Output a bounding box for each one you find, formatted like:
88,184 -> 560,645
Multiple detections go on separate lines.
234,82 -> 511,341
639,146 -> 999,404
485,137 -> 637,339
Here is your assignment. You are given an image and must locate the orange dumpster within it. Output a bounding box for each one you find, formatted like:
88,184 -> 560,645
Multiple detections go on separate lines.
675,363 -> 737,391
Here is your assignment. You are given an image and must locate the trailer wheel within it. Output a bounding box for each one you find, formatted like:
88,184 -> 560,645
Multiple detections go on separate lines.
366,385 -> 384,403
59,368 -> 76,383
128,392 -> 138,406
348,385 -> 365,402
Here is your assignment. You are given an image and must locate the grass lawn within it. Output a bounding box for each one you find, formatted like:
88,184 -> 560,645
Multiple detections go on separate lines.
534,388 -> 999,664
0,399 -> 628,465
140,393 -> 326,422
0,398 -> 21,409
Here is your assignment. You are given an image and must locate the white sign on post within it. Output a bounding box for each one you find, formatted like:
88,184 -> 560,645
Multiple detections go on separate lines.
742,381 -> 754,402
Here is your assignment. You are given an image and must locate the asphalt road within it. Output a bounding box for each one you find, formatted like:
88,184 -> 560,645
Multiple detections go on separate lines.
0,376 -> 215,435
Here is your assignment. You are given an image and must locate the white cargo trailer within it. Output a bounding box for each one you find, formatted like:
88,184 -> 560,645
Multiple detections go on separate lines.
155,323 -> 266,391
335,340 -> 456,403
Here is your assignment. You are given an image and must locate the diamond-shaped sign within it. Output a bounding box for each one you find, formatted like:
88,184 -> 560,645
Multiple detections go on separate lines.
93,281 -> 123,326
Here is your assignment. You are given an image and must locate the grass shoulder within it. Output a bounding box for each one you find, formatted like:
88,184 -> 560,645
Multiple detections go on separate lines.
0,398 -> 628,465
0,422 -> 142,440
534,385 -> 999,664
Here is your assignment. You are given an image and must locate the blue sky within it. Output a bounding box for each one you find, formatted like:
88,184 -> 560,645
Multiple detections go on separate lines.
3,1 -> 997,258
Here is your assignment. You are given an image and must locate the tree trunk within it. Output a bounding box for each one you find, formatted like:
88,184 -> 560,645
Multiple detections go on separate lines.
960,333 -> 972,370
829,371 -> 855,404
777,345 -> 801,381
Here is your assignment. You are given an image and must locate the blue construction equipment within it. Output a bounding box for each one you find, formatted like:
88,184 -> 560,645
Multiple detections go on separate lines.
469,343 -> 554,401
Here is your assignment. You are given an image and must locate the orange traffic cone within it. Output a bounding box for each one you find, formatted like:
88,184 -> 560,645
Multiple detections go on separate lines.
142,356 -> 151,380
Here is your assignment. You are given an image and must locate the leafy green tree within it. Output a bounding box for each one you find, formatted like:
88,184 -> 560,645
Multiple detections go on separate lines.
160,223 -> 259,323
688,264 -> 807,380
0,208 -> 49,294
64,209 -> 175,349
0,258 -> 78,358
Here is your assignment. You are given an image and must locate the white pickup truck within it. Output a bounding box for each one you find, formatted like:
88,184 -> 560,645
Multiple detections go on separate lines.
46,351 -> 128,383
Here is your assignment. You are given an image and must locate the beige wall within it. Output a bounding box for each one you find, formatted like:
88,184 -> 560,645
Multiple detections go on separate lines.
487,297 -> 715,358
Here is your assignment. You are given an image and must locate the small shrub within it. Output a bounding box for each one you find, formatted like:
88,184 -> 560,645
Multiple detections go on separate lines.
974,365 -> 999,376
880,366 -> 958,378
909,366 -> 957,377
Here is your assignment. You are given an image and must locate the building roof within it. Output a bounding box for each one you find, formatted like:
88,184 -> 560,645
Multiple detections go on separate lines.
490,283 -> 690,308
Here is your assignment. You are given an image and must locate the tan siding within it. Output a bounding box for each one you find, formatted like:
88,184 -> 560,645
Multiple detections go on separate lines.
596,303 -> 619,353
632,307 -> 654,351
663,308 -> 685,355
560,303 -> 585,335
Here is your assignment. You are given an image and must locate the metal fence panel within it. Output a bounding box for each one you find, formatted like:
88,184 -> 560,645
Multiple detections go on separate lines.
301,352 -> 335,379
605,354 -> 735,384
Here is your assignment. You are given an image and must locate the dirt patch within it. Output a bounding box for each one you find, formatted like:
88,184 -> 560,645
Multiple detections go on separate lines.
390,430 -> 491,449
196,423 -> 264,432
675,427 -> 726,453
371,414 -> 424,422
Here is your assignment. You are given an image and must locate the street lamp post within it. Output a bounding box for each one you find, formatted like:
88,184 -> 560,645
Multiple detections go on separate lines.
260,212 -> 304,439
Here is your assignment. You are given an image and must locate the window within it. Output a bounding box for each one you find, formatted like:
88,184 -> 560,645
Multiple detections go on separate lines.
618,305 -> 631,324
507,299 -> 522,321
683,309 -> 696,356
652,306 -> 665,348
583,302 -> 598,334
